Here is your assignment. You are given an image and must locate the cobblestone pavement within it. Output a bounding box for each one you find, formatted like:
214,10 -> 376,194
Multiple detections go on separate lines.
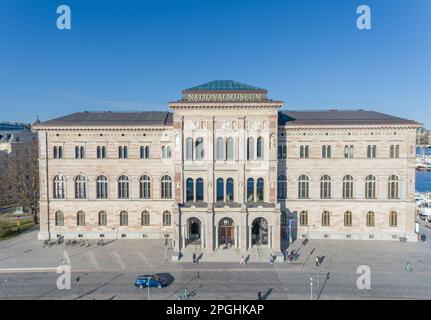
0,227 -> 430,300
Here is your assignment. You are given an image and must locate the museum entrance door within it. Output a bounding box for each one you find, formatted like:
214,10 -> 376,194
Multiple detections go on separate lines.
218,217 -> 234,248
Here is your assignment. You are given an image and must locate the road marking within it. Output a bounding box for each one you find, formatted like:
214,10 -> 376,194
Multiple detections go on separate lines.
134,251 -> 153,269
109,251 -> 126,270
0,267 -> 58,273
85,251 -> 101,270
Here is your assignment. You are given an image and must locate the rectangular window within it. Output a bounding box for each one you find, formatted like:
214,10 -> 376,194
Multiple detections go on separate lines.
119,146 -> 128,159
300,145 -> 309,159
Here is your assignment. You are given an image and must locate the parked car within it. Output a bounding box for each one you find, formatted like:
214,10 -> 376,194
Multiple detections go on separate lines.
134,274 -> 167,289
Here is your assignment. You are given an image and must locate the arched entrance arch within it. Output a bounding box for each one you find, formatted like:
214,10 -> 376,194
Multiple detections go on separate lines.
186,217 -> 201,246
218,217 -> 235,248
252,217 -> 269,246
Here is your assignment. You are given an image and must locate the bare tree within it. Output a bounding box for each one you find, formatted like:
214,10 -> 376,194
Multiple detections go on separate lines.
0,142 -> 39,223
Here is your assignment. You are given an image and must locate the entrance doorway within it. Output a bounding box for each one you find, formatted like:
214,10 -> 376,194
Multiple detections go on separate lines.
218,217 -> 234,248
252,217 -> 268,246
186,217 -> 201,246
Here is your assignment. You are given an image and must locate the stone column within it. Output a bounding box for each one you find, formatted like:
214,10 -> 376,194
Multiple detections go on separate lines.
215,225 -> 218,249
248,224 -> 252,250
202,224 -> 206,249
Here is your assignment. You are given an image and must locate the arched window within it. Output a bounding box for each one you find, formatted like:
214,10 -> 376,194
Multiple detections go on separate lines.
226,137 -> 234,160
395,145 -> 400,158
390,145 -> 395,158
247,137 -> 254,160
186,178 -> 194,202
216,137 -> 224,160
162,146 -> 172,159
344,145 -> 354,158
141,211 -> 150,226
322,211 -> 330,226
98,211 -> 107,226
118,175 -> 130,199
195,137 -> 204,160
186,138 -> 193,160
342,175 -> 354,199
139,175 -> 151,199
196,178 -> 204,202
226,178 -> 234,202
75,175 -> 87,199
257,178 -> 264,201
161,175 -> 172,199
163,211 -> 171,226
344,211 -> 353,227
53,175 -> 65,199
77,211 -> 85,226
388,175 -> 399,199
365,175 -> 377,199
367,145 -> 377,158
120,211 -> 128,226
257,137 -> 264,160
55,211 -> 64,226
277,175 -> 287,199
322,145 -> 331,158
389,211 -> 397,227
216,178 -> 224,202
366,211 -> 375,227
320,175 -> 332,199
300,211 -> 308,226
298,175 -> 310,199
247,178 -> 254,202
96,175 -> 109,199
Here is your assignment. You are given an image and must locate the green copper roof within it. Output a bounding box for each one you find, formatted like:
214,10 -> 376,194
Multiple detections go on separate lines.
184,80 -> 266,92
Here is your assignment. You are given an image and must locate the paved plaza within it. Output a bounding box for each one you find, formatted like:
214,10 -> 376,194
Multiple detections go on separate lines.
0,226 -> 430,300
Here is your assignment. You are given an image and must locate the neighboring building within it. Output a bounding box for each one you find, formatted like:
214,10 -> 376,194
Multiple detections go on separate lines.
33,81 -> 421,261
417,128 -> 430,146
0,123 -> 38,207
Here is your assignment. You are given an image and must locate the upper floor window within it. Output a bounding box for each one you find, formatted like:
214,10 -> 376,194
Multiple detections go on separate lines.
390,145 -> 400,158
216,137 -> 224,161
75,146 -> 85,159
342,175 -> 354,199
247,137 -> 255,160
256,178 -> 264,201
196,178 -> 204,202
195,138 -> 204,160
53,146 -> 63,159
74,175 -> 87,199
365,175 -> 377,199
226,178 -> 234,202
320,175 -> 332,199
161,175 -> 172,199
77,211 -> 85,226
97,146 -> 106,159
118,146 -> 128,159
298,175 -> 310,199
344,145 -> 354,159
256,137 -> 264,160
53,175 -> 65,199
278,175 -> 287,199
118,175 -> 130,199
322,145 -> 331,159
387,175 -> 399,199
247,178 -> 254,202
186,178 -> 194,202
161,146 -> 172,159
139,175 -> 151,199
216,178 -> 224,202
226,137 -> 234,160
140,146 -> 150,159
120,211 -> 128,226
55,211 -> 64,226
186,138 -> 193,160
367,145 -> 377,158
96,175 -> 109,199
300,145 -> 309,159
278,145 -> 287,159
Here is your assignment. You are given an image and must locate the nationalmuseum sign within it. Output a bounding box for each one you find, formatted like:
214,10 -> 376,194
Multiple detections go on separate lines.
183,93 -> 267,102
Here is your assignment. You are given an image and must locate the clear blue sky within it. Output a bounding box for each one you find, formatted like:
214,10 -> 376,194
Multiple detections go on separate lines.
1,0 -> 430,127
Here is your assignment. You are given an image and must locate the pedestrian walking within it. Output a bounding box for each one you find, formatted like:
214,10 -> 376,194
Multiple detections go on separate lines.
192,252 -> 196,264
315,256 -> 320,267
269,254 -> 274,264
405,262 -> 412,272
240,255 -> 245,265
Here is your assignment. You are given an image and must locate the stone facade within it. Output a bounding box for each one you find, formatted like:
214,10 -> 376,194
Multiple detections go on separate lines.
33,81 -> 421,261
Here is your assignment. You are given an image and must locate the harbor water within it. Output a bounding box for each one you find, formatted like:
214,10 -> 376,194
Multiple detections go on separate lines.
416,146 -> 431,193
